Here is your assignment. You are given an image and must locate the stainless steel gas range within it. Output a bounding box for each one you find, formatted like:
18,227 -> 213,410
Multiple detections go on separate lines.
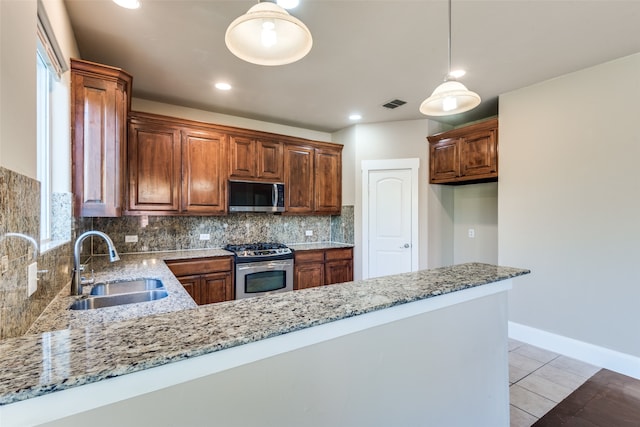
224,243 -> 293,299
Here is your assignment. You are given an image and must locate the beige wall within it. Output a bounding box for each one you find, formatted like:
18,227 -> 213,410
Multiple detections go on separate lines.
453,182 -> 498,265
0,0 -> 78,185
0,0 -> 37,178
336,119 -> 436,279
132,98 -> 332,143
499,53 -> 640,358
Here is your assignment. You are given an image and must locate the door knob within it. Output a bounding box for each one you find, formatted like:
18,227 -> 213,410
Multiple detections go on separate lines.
402,243 -> 410,248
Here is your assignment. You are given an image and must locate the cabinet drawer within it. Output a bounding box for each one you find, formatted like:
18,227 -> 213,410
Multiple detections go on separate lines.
166,256 -> 233,277
325,248 -> 353,261
294,250 -> 325,263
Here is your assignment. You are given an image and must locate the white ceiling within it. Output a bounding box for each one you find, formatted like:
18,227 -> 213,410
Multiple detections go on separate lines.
63,0 -> 640,133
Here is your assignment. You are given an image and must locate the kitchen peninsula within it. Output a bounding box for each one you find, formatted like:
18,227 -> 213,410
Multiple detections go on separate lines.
0,261 -> 528,427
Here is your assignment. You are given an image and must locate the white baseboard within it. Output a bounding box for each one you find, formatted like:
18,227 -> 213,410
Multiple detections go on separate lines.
508,321 -> 640,380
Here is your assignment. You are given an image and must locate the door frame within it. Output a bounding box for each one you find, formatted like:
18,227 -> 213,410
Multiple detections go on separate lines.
361,158 -> 420,279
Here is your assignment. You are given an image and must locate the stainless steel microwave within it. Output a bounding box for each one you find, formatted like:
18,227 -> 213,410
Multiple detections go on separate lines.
228,180 -> 285,213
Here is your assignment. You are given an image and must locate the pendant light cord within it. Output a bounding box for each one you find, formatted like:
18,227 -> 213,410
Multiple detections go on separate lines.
447,0 -> 452,78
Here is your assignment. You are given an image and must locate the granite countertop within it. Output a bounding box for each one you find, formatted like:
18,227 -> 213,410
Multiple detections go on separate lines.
26,244 -> 350,334
26,249 -> 233,335
0,262 -> 528,406
288,242 -> 354,251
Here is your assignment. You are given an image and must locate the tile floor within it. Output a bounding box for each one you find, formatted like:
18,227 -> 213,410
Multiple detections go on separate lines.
508,339 -> 601,427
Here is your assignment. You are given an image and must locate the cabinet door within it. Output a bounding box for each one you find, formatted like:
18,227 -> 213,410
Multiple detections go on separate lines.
460,128 -> 497,179
128,122 -> 181,211
71,71 -> 126,217
229,135 -> 255,178
256,139 -> 283,181
314,147 -> 342,214
284,145 -> 314,213
295,262 -> 325,290
182,129 -> 227,214
201,272 -> 234,304
325,260 -> 353,285
429,138 -> 460,183
177,275 -> 201,305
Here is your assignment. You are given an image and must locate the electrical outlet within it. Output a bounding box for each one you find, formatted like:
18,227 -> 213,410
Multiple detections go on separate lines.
28,262 -> 38,297
305,230 -> 313,236
1,255 -> 8,273
199,233 -> 211,241
468,228 -> 475,238
125,235 -> 139,243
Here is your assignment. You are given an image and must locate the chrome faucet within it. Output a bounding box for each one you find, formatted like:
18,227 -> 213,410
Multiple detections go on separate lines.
71,231 -> 120,296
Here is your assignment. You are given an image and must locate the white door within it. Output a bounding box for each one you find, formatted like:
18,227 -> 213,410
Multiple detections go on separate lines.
362,159 -> 419,279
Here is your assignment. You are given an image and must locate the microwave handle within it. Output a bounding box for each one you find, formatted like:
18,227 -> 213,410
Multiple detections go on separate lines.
272,183 -> 277,207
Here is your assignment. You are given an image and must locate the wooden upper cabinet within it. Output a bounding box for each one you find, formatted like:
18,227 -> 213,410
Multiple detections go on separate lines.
427,118 -> 498,184
127,120 -> 182,212
71,59 -> 132,217
228,135 -> 254,178
182,129 -> 227,213
229,135 -> 283,181
284,144 -> 315,213
314,147 -> 342,214
430,138 -> 460,182
127,112 -> 229,216
256,139 -> 283,180
460,128 -> 497,178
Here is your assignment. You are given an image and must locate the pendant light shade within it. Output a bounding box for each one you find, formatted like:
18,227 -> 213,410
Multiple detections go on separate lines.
420,0 -> 480,116
225,2 -> 312,66
419,79 -> 480,116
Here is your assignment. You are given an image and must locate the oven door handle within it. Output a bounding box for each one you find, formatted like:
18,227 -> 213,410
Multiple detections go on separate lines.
237,261 -> 292,272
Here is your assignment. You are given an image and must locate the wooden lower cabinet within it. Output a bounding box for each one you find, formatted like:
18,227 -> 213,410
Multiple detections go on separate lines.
166,256 -> 234,305
294,247 -> 353,290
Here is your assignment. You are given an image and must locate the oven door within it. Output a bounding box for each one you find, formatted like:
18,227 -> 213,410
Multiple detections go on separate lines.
235,259 -> 293,299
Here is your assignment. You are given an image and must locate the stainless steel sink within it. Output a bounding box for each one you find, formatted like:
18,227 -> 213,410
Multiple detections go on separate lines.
69,290 -> 169,310
90,278 -> 164,296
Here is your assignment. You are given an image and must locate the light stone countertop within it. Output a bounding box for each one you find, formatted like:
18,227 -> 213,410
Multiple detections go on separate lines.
0,260 -> 528,406
26,249 -> 233,335
26,245 -> 351,335
288,242 -> 354,251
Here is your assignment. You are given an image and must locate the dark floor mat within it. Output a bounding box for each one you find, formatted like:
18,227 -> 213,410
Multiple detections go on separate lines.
532,369 -> 640,427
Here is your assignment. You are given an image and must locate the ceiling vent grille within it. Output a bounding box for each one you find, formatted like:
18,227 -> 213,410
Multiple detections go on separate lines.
382,99 -> 407,109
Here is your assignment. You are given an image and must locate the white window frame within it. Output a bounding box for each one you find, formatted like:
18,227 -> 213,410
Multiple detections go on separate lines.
36,0 -> 67,244
36,50 -> 52,242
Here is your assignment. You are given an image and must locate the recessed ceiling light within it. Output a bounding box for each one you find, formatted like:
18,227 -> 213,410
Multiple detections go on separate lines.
277,0 -> 300,9
113,0 -> 140,9
349,114 -> 362,121
448,69 -> 466,79
215,82 -> 232,91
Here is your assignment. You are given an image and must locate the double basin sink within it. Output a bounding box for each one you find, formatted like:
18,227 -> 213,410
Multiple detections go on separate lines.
69,278 -> 168,310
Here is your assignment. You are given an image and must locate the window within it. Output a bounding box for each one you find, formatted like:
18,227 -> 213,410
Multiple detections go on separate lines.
36,49 -> 52,242
36,2 -> 68,246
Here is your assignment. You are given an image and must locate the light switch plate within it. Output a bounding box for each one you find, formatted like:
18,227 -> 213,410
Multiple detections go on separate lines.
305,230 -> 313,236
28,262 -> 38,297
199,233 -> 211,241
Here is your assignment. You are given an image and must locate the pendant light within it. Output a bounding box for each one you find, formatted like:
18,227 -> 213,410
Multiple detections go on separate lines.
420,0 -> 480,116
225,1 -> 312,66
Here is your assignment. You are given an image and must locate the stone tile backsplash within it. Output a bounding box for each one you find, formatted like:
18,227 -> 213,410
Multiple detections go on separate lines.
85,207 -> 354,255
0,167 -> 74,339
